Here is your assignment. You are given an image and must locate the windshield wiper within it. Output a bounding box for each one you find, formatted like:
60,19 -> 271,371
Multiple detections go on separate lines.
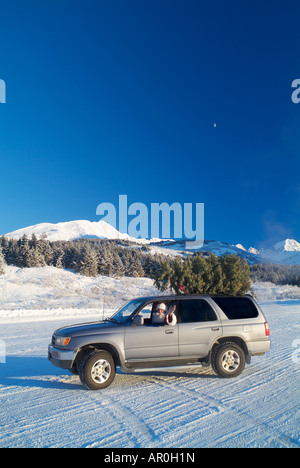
104,317 -> 119,324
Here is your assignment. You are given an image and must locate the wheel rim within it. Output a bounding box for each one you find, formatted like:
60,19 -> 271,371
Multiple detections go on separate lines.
221,350 -> 240,372
91,359 -> 111,384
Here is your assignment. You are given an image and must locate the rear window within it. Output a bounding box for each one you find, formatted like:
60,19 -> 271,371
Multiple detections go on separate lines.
212,297 -> 258,320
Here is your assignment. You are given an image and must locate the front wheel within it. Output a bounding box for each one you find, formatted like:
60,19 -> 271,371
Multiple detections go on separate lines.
79,350 -> 116,390
211,343 -> 245,378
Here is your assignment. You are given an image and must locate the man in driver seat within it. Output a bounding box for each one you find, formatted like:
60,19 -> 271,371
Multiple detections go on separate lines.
152,303 -> 177,326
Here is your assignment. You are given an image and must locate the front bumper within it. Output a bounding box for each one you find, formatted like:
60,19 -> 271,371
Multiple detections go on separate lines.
48,344 -> 77,370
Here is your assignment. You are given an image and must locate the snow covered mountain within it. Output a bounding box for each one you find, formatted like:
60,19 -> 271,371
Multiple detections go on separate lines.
4,219 -> 300,265
5,220 -> 136,243
151,239 -> 261,264
260,239 -> 300,265
189,239 -> 300,264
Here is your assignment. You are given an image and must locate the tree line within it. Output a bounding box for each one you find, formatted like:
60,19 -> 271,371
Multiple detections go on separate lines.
0,234 -> 163,278
0,233 -> 299,293
250,262 -> 300,287
153,254 -> 300,291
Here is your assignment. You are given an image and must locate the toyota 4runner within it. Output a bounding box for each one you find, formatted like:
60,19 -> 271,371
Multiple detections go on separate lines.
48,294 -> 271,390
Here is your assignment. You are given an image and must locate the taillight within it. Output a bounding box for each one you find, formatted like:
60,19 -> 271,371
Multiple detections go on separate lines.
264,322 -> 270,337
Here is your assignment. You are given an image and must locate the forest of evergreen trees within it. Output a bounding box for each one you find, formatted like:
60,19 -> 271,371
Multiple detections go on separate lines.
0,233 -> 299,289
250,262 -> 300,287
153,254 -> 252,295
0,234 -> 164,279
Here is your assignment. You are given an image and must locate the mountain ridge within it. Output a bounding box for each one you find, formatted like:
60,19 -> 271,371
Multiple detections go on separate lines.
4,219 -> 300,265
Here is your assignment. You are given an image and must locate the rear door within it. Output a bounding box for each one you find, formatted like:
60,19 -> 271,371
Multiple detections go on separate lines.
178,298 -> 223,358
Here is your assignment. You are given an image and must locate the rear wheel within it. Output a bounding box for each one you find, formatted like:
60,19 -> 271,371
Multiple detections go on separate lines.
212,343 -> 245,378
79,350 -> 116,390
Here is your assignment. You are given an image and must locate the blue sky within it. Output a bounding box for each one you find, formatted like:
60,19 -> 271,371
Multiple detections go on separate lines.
0,0 -> 299,248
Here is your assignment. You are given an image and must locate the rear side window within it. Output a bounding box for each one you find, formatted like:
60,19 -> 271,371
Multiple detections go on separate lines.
179,299 -> 217,323
213,297 -> 258,320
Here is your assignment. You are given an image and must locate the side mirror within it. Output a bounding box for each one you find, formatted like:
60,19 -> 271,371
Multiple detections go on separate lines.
133,315 -> 144,326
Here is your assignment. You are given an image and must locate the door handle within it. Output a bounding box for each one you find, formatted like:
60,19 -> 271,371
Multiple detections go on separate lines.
165,329 -> 174,334
211,327 -> 220,331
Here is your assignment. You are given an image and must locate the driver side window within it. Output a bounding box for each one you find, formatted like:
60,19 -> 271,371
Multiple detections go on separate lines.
136,301 -> 178,325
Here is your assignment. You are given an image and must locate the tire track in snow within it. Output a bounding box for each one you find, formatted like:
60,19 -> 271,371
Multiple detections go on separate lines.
86,392 -> 157,448
143,372 -> 299,448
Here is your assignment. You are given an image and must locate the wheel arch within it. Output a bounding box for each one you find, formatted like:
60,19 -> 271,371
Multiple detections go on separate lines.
74,343 -> 121,368
210,336 -> 251,364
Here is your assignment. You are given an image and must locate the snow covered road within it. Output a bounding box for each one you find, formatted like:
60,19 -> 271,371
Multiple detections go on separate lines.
0,302 -> 299,448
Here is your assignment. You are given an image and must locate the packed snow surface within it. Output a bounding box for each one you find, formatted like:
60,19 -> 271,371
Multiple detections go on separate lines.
0,267 -> 299,448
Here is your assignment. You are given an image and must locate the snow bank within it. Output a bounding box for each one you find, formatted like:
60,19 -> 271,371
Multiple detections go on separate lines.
252,282 -> 300,303
1,265 -> 300,321
0,265 -> 161,314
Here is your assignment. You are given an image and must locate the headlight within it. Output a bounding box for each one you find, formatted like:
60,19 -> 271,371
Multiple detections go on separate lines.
55,336 -> 71,347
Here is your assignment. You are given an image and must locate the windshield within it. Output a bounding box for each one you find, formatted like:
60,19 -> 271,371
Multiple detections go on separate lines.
107,299 -> 145,324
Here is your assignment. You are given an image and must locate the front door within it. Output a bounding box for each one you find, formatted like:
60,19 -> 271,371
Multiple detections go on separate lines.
124,302 -> 179,361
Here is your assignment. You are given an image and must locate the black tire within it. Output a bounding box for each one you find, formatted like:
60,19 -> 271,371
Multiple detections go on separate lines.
211,342 -> 245,378
78,350 -> 116,390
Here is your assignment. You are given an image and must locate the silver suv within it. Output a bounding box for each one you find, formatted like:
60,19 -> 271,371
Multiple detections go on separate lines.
48,294 -> 271,390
